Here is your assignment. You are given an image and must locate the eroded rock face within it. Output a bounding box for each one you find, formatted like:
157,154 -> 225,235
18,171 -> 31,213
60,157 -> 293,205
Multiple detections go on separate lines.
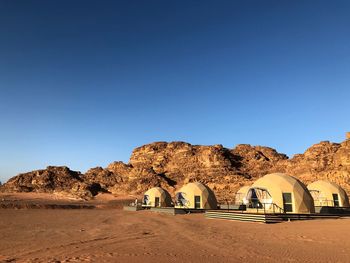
231,144 -> 288,178
128,142 -> 249,201
275,140 -> 350,194
106,161 -> 132,179
84,167 -> 123,189
0,166 -> 96,199
130,142 -> 239,181
2,135 -> 350,202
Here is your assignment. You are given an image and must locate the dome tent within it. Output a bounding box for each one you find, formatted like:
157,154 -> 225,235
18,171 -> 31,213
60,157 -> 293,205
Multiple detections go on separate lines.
307,180 -> 349,207
235,185 -> 251,205
247,173 -> 315,214
175,182 -> 217,209
142,187 -> 172,207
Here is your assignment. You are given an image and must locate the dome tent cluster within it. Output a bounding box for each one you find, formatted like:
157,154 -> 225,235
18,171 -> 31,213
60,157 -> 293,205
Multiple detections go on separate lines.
236,173 -> 349,213
142,173 -> 349,214
142,182 -> 217,210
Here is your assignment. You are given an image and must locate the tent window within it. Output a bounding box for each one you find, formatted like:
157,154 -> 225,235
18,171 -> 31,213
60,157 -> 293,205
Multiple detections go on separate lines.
175,192 -> 188,207
332,194 -> 339,207
143,195 -> 150,205
282,193 -> 293,212
246,188 -> 272,209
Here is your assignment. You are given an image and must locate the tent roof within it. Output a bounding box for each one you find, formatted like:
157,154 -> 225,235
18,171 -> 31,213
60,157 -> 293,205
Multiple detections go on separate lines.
236,185 -> 251,195
177,182 -> 210,194
307,180 -> 346,194
145,187 -> 169,196
252,173 -> 303,189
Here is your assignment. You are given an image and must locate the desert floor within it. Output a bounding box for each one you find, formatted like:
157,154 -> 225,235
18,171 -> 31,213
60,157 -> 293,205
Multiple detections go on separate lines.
1,195 -> 350,263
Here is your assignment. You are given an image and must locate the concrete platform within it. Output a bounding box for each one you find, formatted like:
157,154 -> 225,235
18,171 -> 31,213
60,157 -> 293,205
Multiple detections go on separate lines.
150,207 -> 187,215
123,205 -> 143,211
123,206 -> 206,215
315,206 -> 350,214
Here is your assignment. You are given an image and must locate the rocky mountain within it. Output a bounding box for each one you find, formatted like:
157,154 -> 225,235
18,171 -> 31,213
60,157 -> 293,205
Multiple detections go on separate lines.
1,133 -> 350,202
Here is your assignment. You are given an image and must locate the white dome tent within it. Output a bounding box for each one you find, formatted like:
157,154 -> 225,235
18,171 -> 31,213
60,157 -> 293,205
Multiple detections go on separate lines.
142,187 -> 172,208
175,182 -> 217,209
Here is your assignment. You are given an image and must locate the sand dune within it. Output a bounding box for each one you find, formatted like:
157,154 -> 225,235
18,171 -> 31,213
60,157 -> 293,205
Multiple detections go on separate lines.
1,207 -> 350,263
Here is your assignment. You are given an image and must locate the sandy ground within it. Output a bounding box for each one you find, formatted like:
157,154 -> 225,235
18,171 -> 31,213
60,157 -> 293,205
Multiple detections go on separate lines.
1,210 -> 350,262
1,193 -> 350,263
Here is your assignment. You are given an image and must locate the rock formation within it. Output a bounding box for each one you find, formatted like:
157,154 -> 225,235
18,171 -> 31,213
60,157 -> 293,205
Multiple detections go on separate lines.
1,134 -> 350,202
274,140 -> 350,194
0,166 -> 99,199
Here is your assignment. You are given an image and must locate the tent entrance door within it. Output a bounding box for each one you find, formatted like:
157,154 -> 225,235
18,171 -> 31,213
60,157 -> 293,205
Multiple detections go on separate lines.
155,197 -> 160,207
194,196 -> 201,209
282,193 -> 293,212
332,194 -> 339,207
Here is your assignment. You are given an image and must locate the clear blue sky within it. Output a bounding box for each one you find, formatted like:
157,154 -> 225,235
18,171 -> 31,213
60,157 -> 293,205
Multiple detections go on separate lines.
1,1 -> 349,182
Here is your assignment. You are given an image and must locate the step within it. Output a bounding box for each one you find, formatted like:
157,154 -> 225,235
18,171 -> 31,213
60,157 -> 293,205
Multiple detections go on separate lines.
205,211 -> 283,223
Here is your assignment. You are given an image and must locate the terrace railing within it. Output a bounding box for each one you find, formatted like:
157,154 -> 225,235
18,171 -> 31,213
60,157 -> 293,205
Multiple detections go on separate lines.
174,200 -> 191,208
247,201 -> 284,214
314,199 -> 338,207
220,200 -> 284,214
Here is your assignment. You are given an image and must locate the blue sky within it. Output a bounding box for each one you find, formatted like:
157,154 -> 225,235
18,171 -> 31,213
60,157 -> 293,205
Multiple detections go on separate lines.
1,1 -> 349,182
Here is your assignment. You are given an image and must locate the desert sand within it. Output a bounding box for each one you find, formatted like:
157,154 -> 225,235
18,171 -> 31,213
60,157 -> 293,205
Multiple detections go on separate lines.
1,204 -> 350,262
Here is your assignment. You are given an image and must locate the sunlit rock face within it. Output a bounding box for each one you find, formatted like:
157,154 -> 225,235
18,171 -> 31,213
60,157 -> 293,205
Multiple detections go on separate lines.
273,139 -> 350,195
0,166 -> 97,199
2,134 -> 350,202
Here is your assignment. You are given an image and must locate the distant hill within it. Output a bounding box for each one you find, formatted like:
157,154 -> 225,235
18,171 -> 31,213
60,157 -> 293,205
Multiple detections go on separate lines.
2,134 -> 350,202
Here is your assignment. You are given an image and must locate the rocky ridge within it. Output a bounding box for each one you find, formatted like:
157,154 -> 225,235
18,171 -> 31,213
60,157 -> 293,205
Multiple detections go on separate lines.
1,135 -> 350,202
